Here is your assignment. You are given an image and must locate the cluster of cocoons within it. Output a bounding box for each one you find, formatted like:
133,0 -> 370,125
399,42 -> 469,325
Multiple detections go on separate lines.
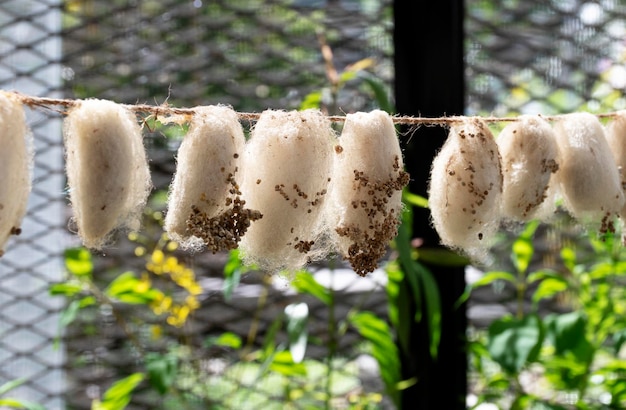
166,107 -> 409,276
0,91 -> 32,257
428,112 -> 626,260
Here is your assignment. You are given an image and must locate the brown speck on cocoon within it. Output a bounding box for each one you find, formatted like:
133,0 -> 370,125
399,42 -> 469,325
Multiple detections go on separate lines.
553,112 -> 624,233
328,110 -> 409,277
497,115 -> 559,222
165,105 -> 261,252
238,109 -> 335,275
428,118 -> 502,262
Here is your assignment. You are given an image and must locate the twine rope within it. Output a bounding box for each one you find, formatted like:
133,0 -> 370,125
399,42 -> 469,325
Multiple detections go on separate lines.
10,90 -> 620,126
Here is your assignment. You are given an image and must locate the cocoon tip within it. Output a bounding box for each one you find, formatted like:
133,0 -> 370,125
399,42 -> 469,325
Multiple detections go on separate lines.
553,112 -> 624,232
0,92 -> 32,257
328,110 -> 409,276
165,105 -> 261,252
64,99 -> 152,249
497,115 -> 559,222
428,118 -> 503,261
238,109 -> 335,273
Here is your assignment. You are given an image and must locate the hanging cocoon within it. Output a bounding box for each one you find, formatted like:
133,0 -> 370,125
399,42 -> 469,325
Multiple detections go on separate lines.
553,112 -> 624,231
602,111 -> 626,234
497,115 -> 559,222
165,105 -> 261,251
238,109 -> 335,273
328,110 -> 409,276
0,92 -> 32,257
428,118 -> 503,260
63,99 -> 152,249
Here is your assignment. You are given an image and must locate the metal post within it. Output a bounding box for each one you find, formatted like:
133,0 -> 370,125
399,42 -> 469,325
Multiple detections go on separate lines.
393,0 -> 467,408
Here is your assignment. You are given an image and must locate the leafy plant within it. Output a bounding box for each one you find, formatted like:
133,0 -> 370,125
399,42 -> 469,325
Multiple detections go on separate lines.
466,218 -> 626,409
0,378 -> 46,410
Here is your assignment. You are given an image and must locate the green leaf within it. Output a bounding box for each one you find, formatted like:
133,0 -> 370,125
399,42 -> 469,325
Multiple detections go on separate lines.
415,247 -> 470,267
512,237 -> 534,274
456,271 -> 516,309
291,271 -> 331,305
395,221 -> 421,320
268,351 -> 307,377
349,311 -> 401,407
96,373 -> 144,410
532,277 -> 568,306
487,314 -> 544,374
60,300 -> 82,327
64,247 -> 93,277
285,303 -> 308,363
471,271 -> 517,288
223,250 -> 247,301
613,329 -> 626,355
105,272 -> 160,305
544,312 -> 592,361
0,398 -> 46,410
49,282 -> 83,297
0,378 -> 27,396
415,263 -> 441,359
360,74 -> 394,114
560,247 -> 577,271
299,91 -> 322,110
146,353 -> 178,395
204,332 -> 243,350
402,190 -> 428,209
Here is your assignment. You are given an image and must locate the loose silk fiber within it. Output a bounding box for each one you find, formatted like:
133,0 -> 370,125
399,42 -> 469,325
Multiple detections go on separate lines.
328,110 -> 409,276
64,99 -> 152,249
165,105 -> 260,251
497,115 -> 559,222
428,118 -> 503,260
0,91 -> 32,257
553,112 -> 624,231
238,109 -> 335,273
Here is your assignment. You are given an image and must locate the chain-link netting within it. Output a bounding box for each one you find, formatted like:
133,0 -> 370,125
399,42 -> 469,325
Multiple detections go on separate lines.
2,1 -> 395,409
0,1 -> 67,409
3,0 -> 626,408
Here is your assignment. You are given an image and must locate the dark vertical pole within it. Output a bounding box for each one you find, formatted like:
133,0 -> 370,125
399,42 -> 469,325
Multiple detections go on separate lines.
393,1 -> 467,409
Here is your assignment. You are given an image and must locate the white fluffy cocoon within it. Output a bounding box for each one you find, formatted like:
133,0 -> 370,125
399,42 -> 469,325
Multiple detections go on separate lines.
0,92 -> 32,257
497,115 -> 559,222
165,105 -> 259,252
238,109 -> 335,273
64,99 -> 152,249
428,118 -> 503,260
603,111 -> 626,233
328,110 -> 409,276
553,112 -> 624,231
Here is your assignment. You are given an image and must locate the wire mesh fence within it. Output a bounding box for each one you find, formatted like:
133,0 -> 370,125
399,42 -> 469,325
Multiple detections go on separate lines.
2,0 -> 626,408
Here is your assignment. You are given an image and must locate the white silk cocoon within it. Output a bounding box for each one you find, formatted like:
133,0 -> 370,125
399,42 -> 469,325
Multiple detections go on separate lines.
0,92 -> 32,257
553,112 -> 624,230
64,99 -> 152,249
238,109 -> 335,273
497,115 -> 559,222
428,118 -> 503,260
603,111 -> 626,233
165,105 -> 250,251
328,110 -> 408,276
